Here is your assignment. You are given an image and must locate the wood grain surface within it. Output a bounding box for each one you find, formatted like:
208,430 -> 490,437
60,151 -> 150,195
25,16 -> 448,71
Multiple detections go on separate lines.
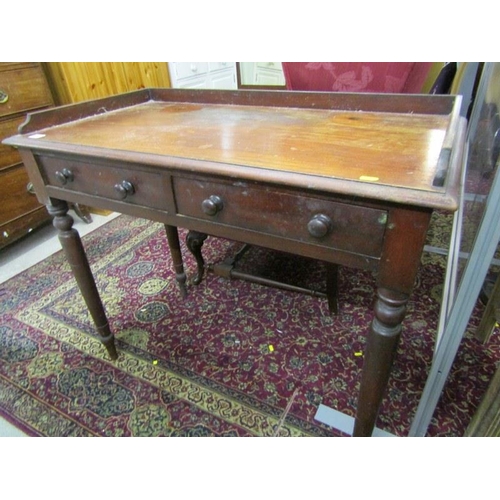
32,101 -> 450,192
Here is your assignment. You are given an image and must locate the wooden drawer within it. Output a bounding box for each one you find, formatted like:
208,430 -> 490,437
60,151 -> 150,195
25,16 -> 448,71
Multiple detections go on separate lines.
174,177 -> 387,258
0,114 -> 24,168
0,164 -> 43,224
0,64 -> 53,119
0,206 -> 50,249
37,156 -> 171,211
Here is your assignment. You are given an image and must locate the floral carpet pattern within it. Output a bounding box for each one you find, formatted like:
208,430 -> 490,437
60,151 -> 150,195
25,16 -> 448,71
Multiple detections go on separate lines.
0,213 -> 499,437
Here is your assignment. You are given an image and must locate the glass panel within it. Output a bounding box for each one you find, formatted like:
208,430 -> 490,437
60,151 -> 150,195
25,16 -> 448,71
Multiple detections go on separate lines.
457,63 -> 500,286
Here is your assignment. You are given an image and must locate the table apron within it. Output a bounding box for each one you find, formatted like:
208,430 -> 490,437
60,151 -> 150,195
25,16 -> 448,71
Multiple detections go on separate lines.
44,185 -> 382,271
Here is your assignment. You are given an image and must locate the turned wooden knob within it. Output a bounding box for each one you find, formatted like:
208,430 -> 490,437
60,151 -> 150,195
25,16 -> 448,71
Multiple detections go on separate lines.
55,168 -> 74,185
201,195 -> 223,216
307,213 -> 332,238
114,180 -> 135,199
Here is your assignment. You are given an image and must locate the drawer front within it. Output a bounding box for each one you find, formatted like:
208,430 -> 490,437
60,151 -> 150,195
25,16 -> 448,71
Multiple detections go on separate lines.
38,156 -> 170,211
208,62 -> 234,72
174,178 -> 387,258
256,62 -> 283,71
0,206 -> 50,249
0,115 -> 24,168
0,64 -> 53,119
0,164 -> 44,223
174,75 -> 211,90
172,62 -> 209,80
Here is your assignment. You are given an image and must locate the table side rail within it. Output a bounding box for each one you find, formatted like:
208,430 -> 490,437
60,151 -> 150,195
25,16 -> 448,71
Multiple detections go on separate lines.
149,88 -> 457,115
16,88 -> 152,135
12,88 -> 459,136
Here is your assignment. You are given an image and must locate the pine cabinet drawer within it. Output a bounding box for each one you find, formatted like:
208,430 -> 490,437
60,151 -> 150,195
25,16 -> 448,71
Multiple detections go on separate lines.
38,156 -> 171,211
174,177 -> 388,258
0,64 -> 53,119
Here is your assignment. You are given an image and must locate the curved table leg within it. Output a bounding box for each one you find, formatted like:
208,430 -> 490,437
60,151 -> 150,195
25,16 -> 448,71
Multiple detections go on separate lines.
47,199 -> 117,360
71,203 -> 93,224
186,230 -> 208,285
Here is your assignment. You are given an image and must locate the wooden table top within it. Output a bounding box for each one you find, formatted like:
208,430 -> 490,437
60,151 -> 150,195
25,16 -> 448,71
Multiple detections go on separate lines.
4,89 -> 465,210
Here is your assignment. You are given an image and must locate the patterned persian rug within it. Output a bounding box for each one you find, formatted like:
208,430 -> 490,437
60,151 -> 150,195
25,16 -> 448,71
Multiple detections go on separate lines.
1,212 -> 499,437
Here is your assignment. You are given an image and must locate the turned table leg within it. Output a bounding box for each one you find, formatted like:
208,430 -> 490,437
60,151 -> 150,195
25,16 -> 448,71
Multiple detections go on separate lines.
164,225 -> 188,298
47,199 -> 118,360
350,206 -> 432,436
353,287 -> 408,436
